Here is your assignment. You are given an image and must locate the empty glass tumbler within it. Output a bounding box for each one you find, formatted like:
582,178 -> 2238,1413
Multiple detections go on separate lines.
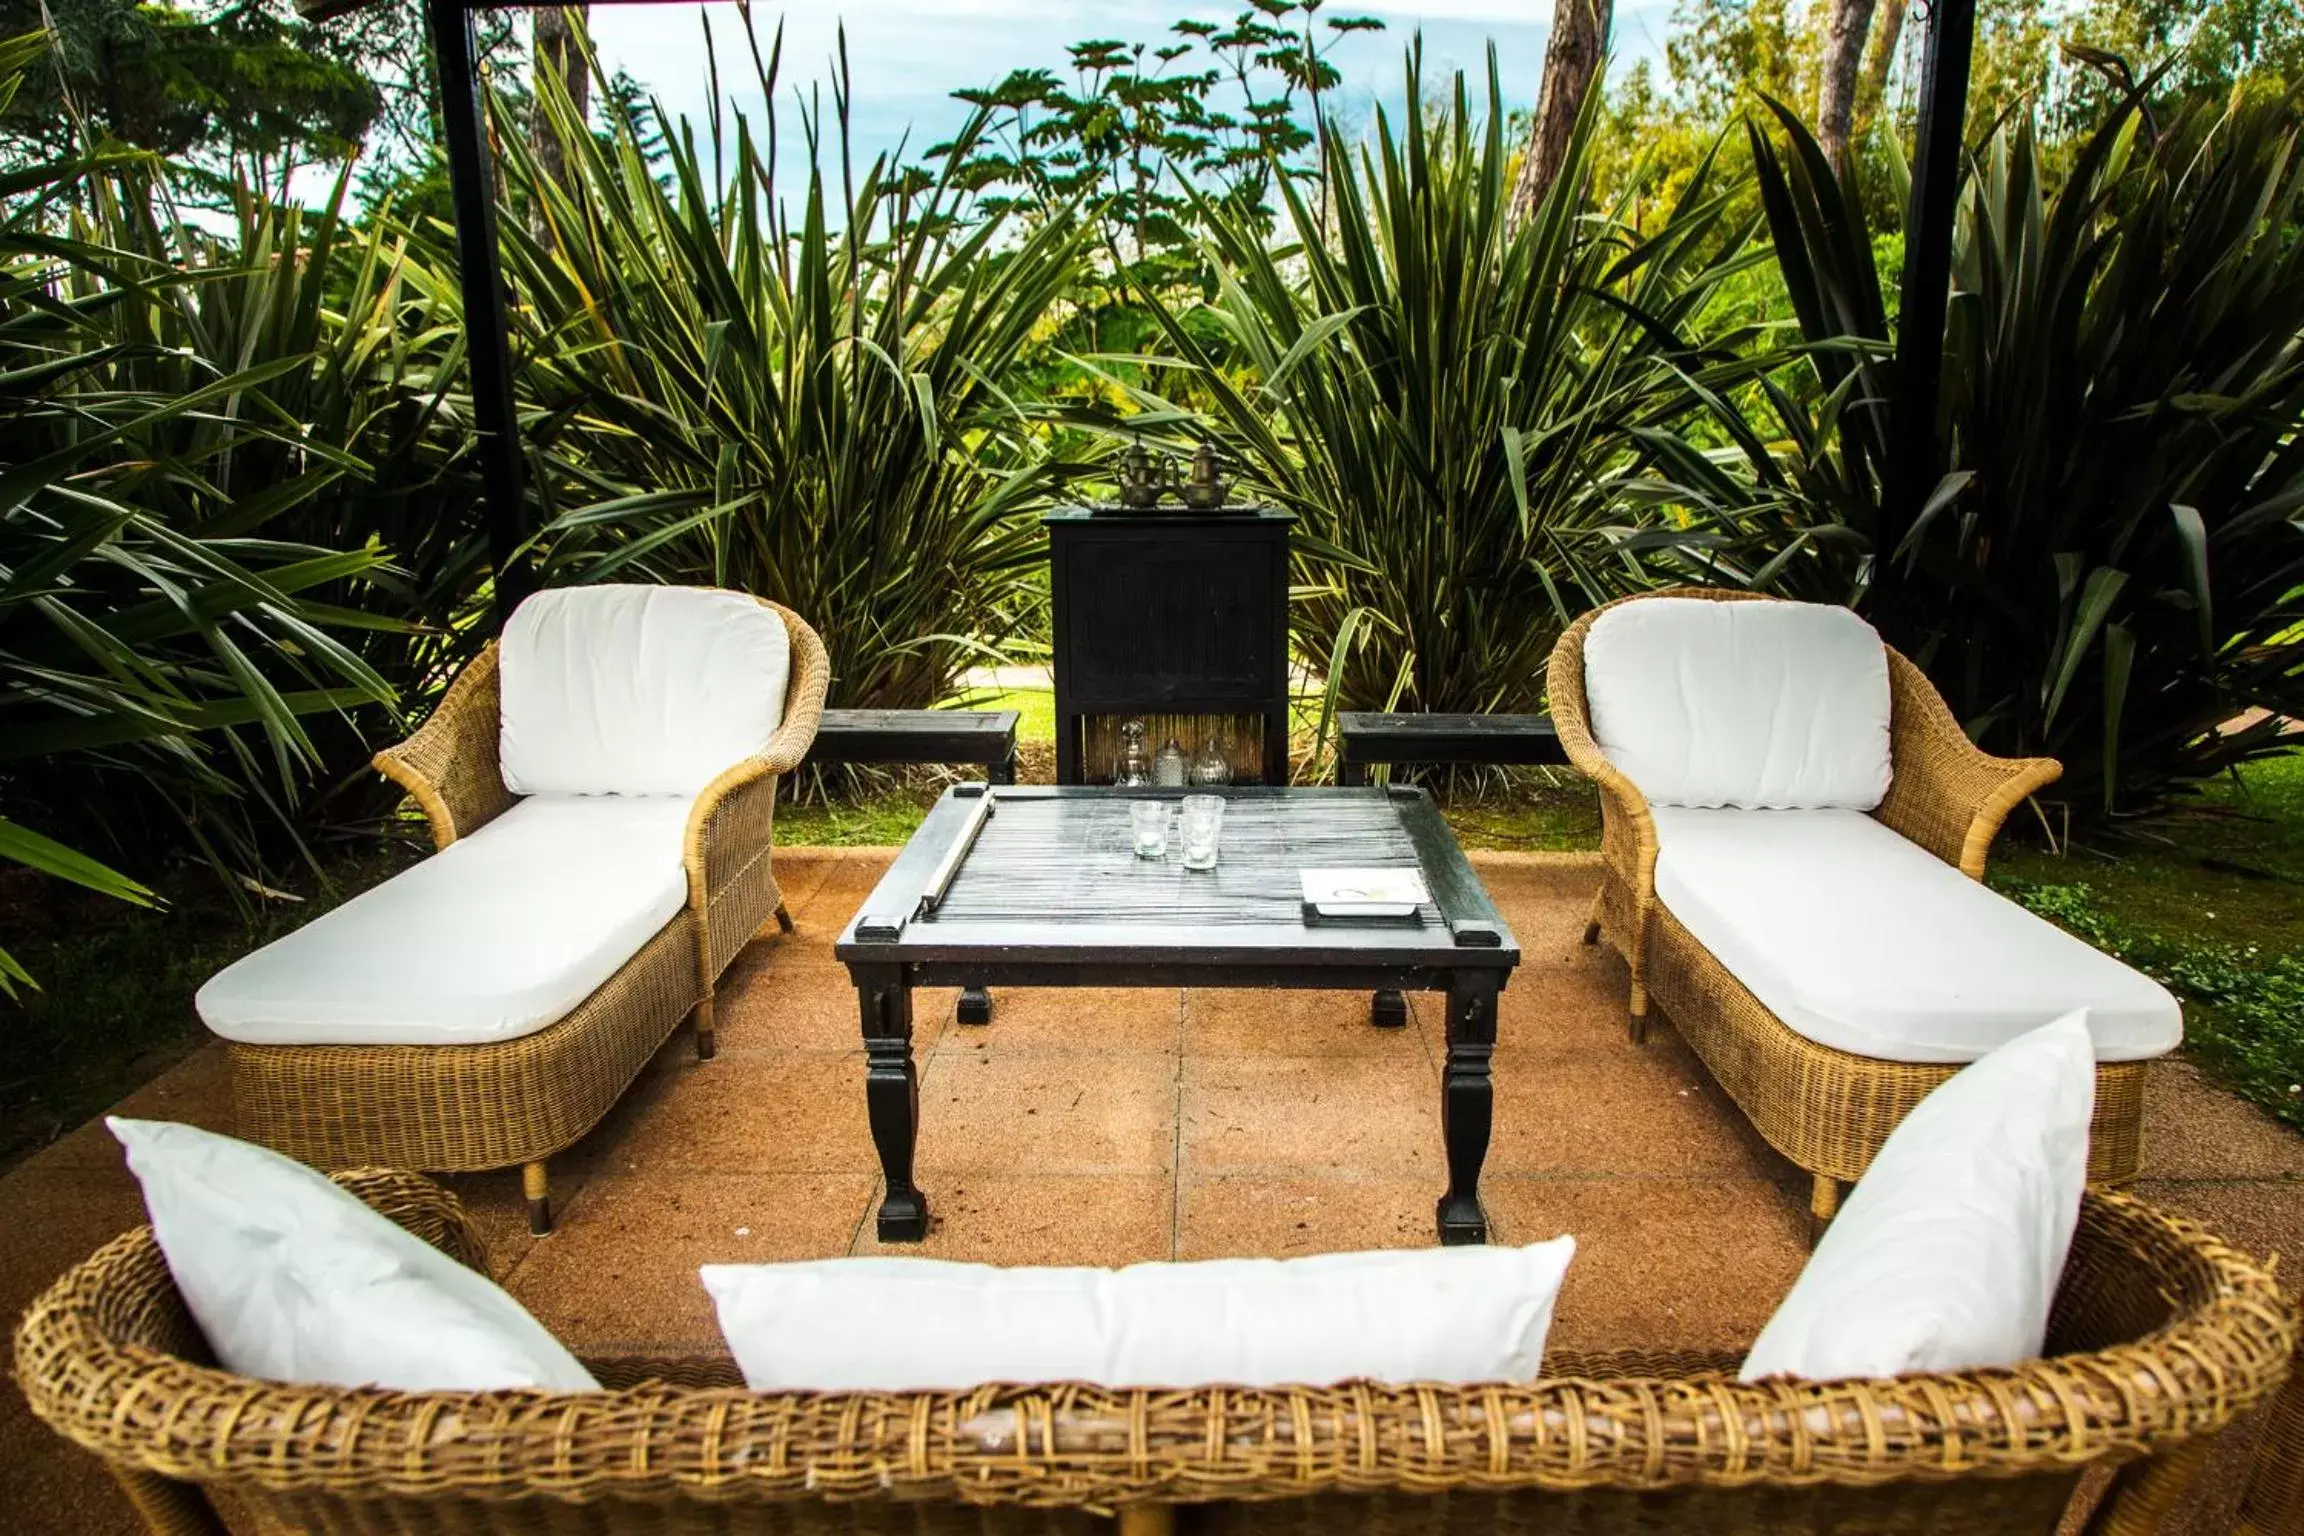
1179,795 -> 1225,870
1128,801 -> 1170,859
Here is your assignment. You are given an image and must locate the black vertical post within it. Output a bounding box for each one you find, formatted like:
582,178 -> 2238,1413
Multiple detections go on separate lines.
427,0 -> 535,628
1883,0 -> 1975,614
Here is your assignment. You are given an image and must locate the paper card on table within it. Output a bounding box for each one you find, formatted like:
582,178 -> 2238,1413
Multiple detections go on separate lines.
1300,867 -> 1430,918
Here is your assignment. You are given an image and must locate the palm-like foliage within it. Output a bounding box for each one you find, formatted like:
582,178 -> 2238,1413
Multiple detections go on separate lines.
0,29 -> 478,986
1121,45 -> 1765,717
1659,87 -> 2304,814
497,29 -> 1089,708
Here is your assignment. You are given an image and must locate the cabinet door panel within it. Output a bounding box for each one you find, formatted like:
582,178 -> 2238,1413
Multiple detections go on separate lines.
1059,536 -> 1278,709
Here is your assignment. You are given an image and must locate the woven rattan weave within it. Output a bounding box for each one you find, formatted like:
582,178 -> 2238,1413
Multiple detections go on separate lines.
1547,589 -> 2142,1234
13,1169 -> 2293,1535
228,595 -> 829,1234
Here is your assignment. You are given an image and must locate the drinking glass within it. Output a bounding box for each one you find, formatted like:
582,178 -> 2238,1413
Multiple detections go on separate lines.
1127,800 -> 1170,859
1179,795 -> 1225,870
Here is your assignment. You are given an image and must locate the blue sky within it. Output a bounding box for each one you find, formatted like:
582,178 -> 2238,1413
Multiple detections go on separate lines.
587,1 -> 1682,179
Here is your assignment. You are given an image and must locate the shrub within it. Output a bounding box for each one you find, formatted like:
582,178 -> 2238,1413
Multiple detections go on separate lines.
494,30 -> 1090,709
1120,43 -> 1764,718
1651,87 -> 2304,816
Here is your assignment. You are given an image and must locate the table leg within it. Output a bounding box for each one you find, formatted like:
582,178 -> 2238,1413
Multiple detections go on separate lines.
958,987 -> 994,1025
1338,759 -> 1367,788
1370,990 -> 1408,1028
857,965 -> 928,1240
1436,977 -> 1499,1245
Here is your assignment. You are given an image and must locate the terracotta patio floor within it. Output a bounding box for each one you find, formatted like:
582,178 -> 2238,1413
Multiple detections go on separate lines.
3,847 -> 2300,1533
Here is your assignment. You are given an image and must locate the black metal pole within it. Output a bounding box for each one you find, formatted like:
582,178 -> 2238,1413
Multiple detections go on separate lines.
427,0 -> 535,628
1883,0 -> 1974,614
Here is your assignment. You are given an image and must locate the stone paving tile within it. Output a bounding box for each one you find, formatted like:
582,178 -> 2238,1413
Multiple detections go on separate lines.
944,986 -> 1184,1055
915,1045 -> 1179,1176
1181,1053 -> 1442,1180
1485,1042 -> 1782,1179
1176,1174 -> 1438,1260
507,1171 -> 879,1352
1184,987 -> 1427,1059
1480,1175 -> 1810,1356
848,1172 -> 1174,1267
2142,1059 -> 2304,1181
563,1051 -> 879,1176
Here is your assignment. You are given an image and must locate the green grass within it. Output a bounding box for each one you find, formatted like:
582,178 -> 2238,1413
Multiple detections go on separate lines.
1991,754 -> 2304,1131
776,786 -> 945,847
950,686 -> 1056,742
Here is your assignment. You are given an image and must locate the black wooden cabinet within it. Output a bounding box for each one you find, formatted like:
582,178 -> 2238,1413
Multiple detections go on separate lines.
1043,507 -> 1294,785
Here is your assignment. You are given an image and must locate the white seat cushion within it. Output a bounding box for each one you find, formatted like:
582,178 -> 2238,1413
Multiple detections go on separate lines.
1584,597 -> 1892,810
197,795 -> 692,1047
1651,806 -> 2180,1063
500,585 -> 791,798
1740,1013 -> 2095,1381
113,1118 -> 598,1392
702,1239 -> 1577,1392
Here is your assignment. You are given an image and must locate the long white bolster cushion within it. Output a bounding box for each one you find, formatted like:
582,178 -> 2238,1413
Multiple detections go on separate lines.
196,794 -> 693,1047
1584,597 -> 1893,810
702,1239 -> 1577,1391
113,1118 -> 598,1392
500,584 -> 790,798
1650,805 -> 2180,1063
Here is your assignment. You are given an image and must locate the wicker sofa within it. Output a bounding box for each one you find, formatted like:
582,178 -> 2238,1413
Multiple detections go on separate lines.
199,589 -> 829,1235
13,1168 -> 2293,1536
1548,589 -> 2179,1235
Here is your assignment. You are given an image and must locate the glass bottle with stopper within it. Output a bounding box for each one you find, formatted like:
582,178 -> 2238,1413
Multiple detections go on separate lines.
1190,738 -> 1231,785
1115,720 -> 1152,786
1153,736 -> 1189,787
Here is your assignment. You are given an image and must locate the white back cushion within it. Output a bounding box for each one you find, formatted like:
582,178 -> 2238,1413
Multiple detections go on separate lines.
1738,1012 -> 2095,1381
704,1238 -> 1576,1391
499,585 -> 791,797
112,1119 -> 597,1392
1583,597 -> 1892,810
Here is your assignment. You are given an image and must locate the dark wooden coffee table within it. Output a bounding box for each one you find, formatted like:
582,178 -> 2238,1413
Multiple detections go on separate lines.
834,785 -> 1521,1245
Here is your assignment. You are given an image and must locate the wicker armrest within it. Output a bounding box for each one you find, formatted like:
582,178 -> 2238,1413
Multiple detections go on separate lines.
1874,651 -> 2061,879
1546,625 -> 1660,896
328,1168 -> 492,1274
371,645 -> 514,851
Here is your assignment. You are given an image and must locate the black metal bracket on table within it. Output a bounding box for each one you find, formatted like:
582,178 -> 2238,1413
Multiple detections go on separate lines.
836,784 -> 1519,1246
1335,713 -> 1567,786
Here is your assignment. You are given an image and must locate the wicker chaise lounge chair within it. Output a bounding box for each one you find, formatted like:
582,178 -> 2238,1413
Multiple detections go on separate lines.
1548,589 -> 2180,1234
198,587 -> 829,1235
14,1167 -> 2294,1535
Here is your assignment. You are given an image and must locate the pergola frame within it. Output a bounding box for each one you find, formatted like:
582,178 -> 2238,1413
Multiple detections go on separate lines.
401,0 -> 1977,632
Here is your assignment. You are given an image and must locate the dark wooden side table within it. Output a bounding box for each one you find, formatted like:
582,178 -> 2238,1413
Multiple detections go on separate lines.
1335,712 -> 1566,785
834,785 -> 1521,1246
1043,507 -> 1294,785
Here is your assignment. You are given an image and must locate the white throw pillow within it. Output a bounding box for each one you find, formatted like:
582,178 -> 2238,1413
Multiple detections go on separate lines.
112,1119 -> 598,1393
1583,597 -> 1893,810
1738,1012 -> 2096,1381
499,584 -> 791,797
703,1238 -> 1576,1391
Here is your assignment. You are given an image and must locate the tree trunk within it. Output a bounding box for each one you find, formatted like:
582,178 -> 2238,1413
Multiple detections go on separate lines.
1861,0 -> 1909,121
530,6 -> 589,228
1816,0 -> 1879,171
1508,0 -> 1612,228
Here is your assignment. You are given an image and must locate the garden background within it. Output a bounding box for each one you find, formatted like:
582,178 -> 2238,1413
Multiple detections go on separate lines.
3,0 -> 2303,1169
